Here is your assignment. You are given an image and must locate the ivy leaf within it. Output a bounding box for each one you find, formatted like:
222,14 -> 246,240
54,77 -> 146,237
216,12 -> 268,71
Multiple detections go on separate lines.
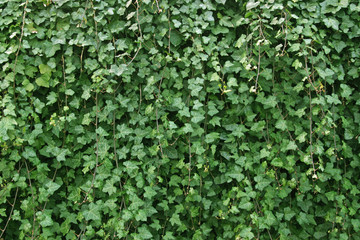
144,186 -> 157,199
239,201 -> 253,211
0,116 -> 17,140
35,76 -> 49,88
39,211 -> 54,227
138,226 -> 153,239
123,161 -> 139,177
110,64 -> 127,76
83,203 -> 101,221
323,18 -> 339,30
45,181 -> 61,195
96,127 -> 109,137
284,207 -> 295,220
264,210 -> 277,227
263,96 -> 277,109
116,124 -> 133,138
169,213 -> 181,226
205,132 -> 220,143
226,166 -> 244,182
102,180 -> 116,195
43,42 -> 61,57
316,67 -> 334,81
326,94 -> 341,105
227,124 -> 248,138
250,120 -> 265,132
333,40 -> 346,53
39,64 -> 52,75
181,123 -> 194,134
55,148 -> 70,162
340,84 -> 353,99
275,119 -> 287,131
254,175 -> 272,191
351,219 -> 360,231
239,227 -> 255,239
170,31 -> 182,47
22,79 -> 34,92
46,92 -> 57,105
246,1 -> 260,10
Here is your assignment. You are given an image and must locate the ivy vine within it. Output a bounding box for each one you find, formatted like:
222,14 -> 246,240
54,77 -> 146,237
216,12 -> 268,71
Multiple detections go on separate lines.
1,0 -> 360,239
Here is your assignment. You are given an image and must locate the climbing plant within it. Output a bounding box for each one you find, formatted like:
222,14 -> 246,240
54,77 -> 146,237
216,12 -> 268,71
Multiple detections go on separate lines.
1,0 -> 360,239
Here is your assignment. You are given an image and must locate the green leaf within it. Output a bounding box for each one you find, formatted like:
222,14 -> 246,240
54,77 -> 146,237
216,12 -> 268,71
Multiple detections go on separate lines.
316,67 -> 334,80
135,209 -> 148,221
260,149 -> 270,159
250,121 -> 265,132
288,43 -> 301,52
254,175 -> 272,191
46,92 -> 57,105
163,232 -> 176,240
225,124 -> 248,138
339,0 -> 349,8
39,211 -> 53,227
351,219 -> 360,231
96,127 -> 109,137
284,207 -> 295,220
205,132 -> 220,143
170,31 -> 182,47
275,119 -> 287,131
83,203 -> 101,221
169,213 -> 181,226
264,210 -> 277,227
226,166 -> 244,182
65,89 -> 75,96
323,18 -> 339,30
56,148 -> 70,162
238,201 -> 253,211
35,76 -> 49,88
239,227 -> 255,239
43,42 -> 61,57
286,141 -> 297,151
102,180 -> 116,195
144,186 -> 157,199
263,96 -> 277,109
0,117 -> 17,141
116,124 -> 133,138
123,161 -> 139,176
22,79 -> 34,92
181,123 -> 194,134
45,181 -> 61,195
235,35 -> 247,48
340,84 -> 353,99
246,1 -> 260,10
138,226 -> 153,239
110,64 -> 127,76
39,64 -> 52,75
326,94 -> 341,105
333,40 -> 346,53
145,104 -> 154,115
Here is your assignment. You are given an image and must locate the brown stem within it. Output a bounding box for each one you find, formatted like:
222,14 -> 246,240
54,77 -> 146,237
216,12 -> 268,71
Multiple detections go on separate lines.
135,0 -> 142,40
23,158 -> 37,239
187,133 -> 192,194
12,0 -> 29,105
168,9 -> 171,54
304,56 -> 317,178
0,187 -> 19,238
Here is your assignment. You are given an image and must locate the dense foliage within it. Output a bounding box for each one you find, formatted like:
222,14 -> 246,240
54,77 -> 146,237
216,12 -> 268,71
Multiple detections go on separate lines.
1,0 -> 360,239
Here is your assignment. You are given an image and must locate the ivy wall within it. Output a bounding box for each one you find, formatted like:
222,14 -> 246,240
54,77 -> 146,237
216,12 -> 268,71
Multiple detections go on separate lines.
1,0 -> 360,239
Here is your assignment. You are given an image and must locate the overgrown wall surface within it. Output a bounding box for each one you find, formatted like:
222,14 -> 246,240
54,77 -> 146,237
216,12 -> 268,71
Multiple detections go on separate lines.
1,0 -> 360,239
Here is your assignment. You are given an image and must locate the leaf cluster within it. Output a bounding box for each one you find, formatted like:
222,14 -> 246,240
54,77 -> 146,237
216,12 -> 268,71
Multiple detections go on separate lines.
1,0 -> 360,239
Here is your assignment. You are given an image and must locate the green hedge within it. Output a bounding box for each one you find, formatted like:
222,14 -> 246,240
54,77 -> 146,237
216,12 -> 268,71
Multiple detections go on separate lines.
1,0 -> 360,239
